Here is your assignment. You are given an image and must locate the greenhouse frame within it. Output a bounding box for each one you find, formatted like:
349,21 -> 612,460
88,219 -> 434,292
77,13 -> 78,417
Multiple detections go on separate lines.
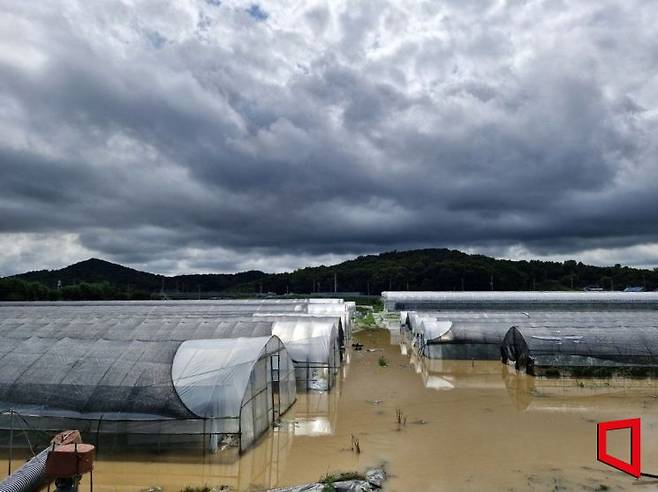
0,334 -> 296,452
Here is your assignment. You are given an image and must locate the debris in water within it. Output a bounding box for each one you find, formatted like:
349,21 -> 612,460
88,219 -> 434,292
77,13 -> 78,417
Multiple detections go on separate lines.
395,409 -> 407,429
365,468 -> 387,488
351,434 -> 361,454
266,467 -> 386,491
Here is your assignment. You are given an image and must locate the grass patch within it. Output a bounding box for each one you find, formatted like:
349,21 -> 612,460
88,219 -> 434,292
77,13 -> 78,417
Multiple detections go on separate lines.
355,312 -> 380,331
180,487 -> 229,492
320,471 -> 366,484
378,356 -> 388,367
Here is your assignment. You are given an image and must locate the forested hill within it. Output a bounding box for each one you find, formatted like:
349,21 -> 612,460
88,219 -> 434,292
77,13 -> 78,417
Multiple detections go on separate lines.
1,249 -> 657,301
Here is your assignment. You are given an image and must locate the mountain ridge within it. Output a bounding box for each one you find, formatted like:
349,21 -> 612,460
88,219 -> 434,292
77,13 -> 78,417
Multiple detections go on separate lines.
2,248 -> 657,301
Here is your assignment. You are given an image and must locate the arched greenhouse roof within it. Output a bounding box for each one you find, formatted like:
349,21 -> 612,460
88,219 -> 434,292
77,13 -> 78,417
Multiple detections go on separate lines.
383,291 -> 658,310
270,319 -> 339,366
172,336 -> 294,419
0,333 -> 296,422
253,314 -> 345,347
501,323 -> 658,376
0,315 -> 276,341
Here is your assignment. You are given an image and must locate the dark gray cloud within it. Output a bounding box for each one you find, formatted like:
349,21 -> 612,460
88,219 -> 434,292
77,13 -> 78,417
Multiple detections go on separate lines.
1,0 -> 658,276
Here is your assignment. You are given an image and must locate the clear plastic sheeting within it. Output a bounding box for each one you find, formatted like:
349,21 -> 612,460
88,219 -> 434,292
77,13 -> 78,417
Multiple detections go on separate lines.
0,303 -> 348,392
253,314 -> 346,349
270,320 -> 340,390
402,310 -> 658,361
0,336 -> 192,420
501,324 -> 658,377
0,334 -> 296,452
0,316 -> 275,341
382,291 -> 658,311
305,304 -> 352,340
404,316 -> 506,360
0,299 -> 353,337
173,336 -> 296,450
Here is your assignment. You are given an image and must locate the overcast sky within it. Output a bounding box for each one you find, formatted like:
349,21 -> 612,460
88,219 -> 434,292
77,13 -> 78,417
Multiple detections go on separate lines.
1,0 -> 658,276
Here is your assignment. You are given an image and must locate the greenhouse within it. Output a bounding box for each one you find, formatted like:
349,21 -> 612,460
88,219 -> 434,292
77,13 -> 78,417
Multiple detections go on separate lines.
253,313 -> 346,351
268,319 -> 341,391
0,334 -> 296,451
383,291 -> 658,311
501,324 -> 658,377
401,310 -> 658,361
413,318 -> 506,360
0,304 -> 346,391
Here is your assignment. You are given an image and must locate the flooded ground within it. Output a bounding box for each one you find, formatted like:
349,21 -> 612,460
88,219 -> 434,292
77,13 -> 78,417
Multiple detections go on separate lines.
3,327 -> 658,491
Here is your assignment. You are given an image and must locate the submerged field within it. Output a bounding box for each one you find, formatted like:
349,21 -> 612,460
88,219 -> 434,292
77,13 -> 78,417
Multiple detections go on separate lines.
3,327 -> 658,491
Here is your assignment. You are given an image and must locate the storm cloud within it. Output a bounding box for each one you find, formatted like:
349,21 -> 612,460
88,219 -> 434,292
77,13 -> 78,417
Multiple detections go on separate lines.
1,0 -> 658,275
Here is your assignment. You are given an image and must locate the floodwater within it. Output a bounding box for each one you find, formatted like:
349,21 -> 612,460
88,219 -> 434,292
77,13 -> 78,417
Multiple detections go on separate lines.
3,328 -> 658,491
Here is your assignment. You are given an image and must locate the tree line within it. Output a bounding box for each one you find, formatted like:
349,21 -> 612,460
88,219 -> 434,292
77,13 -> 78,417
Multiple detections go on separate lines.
2,249 -> 657,301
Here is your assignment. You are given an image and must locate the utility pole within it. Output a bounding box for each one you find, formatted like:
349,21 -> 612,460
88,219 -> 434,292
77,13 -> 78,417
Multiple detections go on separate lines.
334,273 -> 337,293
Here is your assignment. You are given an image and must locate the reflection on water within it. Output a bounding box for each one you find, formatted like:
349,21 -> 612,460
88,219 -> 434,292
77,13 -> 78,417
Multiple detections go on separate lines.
402,332 -> 658,414
0,369 -> 345,491
278,391 -> 339,436
388,327 -> 401,346
1,427 -> 293,491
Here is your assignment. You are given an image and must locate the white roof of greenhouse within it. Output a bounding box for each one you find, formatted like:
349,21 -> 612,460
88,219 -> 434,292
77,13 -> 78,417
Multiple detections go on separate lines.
270,319 -> 338,365
383,291 -> 658,303
0,315 -> 276,341
0,332 -> 294,422
172,336 -> 286,419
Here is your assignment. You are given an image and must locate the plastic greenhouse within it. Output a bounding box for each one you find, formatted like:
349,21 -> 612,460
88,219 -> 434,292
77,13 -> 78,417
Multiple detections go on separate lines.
405,317 -> 506,360
401,310 -> 658,362
383,291 -> 658,311
268,319 -> 341,391
0,333 -> 295,451
501,324 -> 658,377
0,301 -> 348,389
254,314 -> 346,351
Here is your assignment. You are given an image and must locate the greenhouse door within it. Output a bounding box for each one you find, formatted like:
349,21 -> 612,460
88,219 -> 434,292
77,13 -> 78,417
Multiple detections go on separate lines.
270,352 -> 281,421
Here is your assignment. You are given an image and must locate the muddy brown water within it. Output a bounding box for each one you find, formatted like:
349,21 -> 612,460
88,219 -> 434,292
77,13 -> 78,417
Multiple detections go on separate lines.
3,328 -> 658,491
